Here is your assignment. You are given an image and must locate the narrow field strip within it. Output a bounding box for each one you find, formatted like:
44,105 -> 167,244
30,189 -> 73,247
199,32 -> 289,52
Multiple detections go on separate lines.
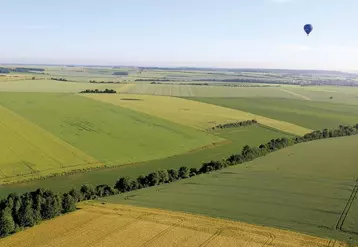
0,202 -> 347,247
83,94 -> 311,135
0,104 -> 100,184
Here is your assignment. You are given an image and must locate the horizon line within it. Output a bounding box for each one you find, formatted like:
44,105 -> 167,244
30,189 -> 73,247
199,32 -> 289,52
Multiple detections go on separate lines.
0,62 -> 353,73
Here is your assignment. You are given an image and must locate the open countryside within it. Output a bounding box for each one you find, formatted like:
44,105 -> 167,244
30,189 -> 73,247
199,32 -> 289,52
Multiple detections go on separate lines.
192,97 -> 358,130
103,135 -> 358,244
83,93 -> 311,135
1,39 -> 358,247
0,92 -> 222,182
0,104 -> 99,184
0,124 -> 289,196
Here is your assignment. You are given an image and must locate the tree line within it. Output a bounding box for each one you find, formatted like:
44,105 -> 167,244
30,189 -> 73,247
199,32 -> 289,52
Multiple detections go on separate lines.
51,77 -> 68,82
1,123 -> 357,237
79,89 -> 117,94
113,71 -> 129,76
0,67 -> 44,74
210,120 -> 257,130
89,80 -> 120,84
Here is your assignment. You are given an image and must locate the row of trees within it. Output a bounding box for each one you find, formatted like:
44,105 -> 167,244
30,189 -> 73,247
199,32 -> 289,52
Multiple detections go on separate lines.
0,68 -> 10,73
79,89 -> 117,94
211,120 -> 258,130
1,124 -> 357,238
113,71 -> 129,76
89,80 -> 120,84
220,84 -> 280,88
51,77 -> 68,82
0,189 -> 76,237
0,67 -> 45,74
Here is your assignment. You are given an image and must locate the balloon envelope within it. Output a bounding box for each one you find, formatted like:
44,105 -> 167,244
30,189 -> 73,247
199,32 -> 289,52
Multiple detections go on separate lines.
304,24 -> 313,35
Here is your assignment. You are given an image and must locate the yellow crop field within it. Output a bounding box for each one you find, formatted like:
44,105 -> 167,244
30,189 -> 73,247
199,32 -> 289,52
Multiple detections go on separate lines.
0,105 -> 100,184
83,94 -> 311,135
0,202 -> 347,247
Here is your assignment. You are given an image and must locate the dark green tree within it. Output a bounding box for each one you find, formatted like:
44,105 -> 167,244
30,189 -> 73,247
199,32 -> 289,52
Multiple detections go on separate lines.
80,185 -> 96,200
18,198 -> 36,228
158,170 -> 169,184
40,191 -> 62,220
167,169 -> 179,182
62,193 -> 76,213
69,188 -> 82,202
146,171 -> 160,186
178,166 -> 189,179
115,177 -> 132,192
189,168 -> 198,177
137,175 -> 148,188
0,209 -> 15,237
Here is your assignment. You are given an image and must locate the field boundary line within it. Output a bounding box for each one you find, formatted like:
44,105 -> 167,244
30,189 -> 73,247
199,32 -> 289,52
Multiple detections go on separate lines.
139,219 -> 184,247
198,228 -> 223,247
335,178 -> 358,231
279,88 -> 311,100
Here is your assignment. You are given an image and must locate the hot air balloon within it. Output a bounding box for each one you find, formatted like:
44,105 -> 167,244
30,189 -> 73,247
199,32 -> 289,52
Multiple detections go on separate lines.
304,24 -> 313,36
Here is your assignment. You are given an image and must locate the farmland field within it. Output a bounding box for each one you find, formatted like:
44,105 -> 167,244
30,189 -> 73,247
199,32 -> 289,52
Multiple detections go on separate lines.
0,104 -> 99,184
121,83 -> 296,98
0,92 -> 222,173
103,135 -> 358,244
0,202 -> 347,247
0,125 -> 289,197
0,79 -> 125,93
120,83 -> 358,104
1,66 -> 358,245
83,93 -> 311,135
192,97 -> 358,130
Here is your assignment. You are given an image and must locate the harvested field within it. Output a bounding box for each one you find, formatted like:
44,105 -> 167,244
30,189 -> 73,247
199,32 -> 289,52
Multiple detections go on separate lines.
83,94 -> 311,135
0,202 -> 347,247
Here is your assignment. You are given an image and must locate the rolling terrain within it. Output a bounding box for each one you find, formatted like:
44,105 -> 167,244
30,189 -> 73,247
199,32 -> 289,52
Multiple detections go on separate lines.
0,125 -> 288,197
192,97 -> 358,130
102,135 -> 358,244
83,93 -> 311,135
0,92 -> 222,183
0,104 -> 99,184
1,66 -> 358,246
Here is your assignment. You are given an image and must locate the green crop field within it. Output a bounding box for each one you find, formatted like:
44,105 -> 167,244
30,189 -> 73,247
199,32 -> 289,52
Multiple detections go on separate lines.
0,79 -> 124,93
0,125 -> 289,197
192,97 -> 358,130
83,94 -> 311,135
102,135 -> 358,244
121,83 -> 358,104
341,196 -> 358,234
121,83 -> 298,98
0,92 -> 222,170
0,104 -> 99,184
283,86 -> 358,105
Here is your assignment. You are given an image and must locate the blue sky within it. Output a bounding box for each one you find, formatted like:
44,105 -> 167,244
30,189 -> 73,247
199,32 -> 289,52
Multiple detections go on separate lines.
1,0 -> 357,70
